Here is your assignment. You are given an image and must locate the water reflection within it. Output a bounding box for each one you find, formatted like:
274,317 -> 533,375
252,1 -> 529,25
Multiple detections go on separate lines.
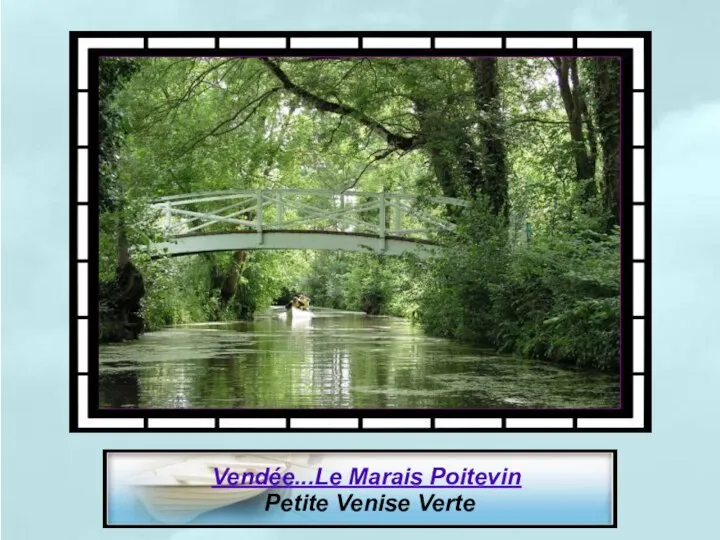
99,308 -> 619,409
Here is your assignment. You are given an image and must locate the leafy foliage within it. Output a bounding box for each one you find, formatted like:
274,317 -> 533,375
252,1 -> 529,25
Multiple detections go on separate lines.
419,200 -> 620,370
302,252 -> 421,318
98,56 -> 621,371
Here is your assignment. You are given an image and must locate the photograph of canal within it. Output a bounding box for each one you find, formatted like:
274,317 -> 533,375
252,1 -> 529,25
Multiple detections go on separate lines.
97,53 -> 622,411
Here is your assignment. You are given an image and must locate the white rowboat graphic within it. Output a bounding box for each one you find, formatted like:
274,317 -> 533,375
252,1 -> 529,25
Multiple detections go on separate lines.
127,454 -> 318,523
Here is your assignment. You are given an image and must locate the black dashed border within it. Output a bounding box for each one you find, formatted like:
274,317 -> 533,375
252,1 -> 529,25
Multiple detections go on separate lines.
70,31 -> 651,433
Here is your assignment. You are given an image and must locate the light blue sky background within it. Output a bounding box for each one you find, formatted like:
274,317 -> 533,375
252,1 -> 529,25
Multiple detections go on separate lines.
2,0 -> 718,539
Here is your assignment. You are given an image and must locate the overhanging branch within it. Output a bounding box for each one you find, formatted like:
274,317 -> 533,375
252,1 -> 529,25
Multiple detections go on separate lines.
340,147 -> 398,193
261,59 -> 418,152
176,86 -> 281,157
507,117 -> 572,127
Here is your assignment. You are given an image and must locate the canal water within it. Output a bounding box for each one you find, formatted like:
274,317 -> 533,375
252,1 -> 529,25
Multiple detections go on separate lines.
99,308 -> 620,409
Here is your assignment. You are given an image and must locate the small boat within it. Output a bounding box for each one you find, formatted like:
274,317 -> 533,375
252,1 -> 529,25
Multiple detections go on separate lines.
277,306 -> 314,321
127,454 -> 317,524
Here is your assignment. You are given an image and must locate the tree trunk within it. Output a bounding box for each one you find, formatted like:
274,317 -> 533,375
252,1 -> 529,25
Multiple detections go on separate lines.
220,250 -> 248,306
99,218 -> 145,343
590,58 -> 621,228
117,224 -> 130,267
467,58 -> 509,219
429,148 -> 459,200
553,58 -> 597,202
416,60 -> 509,218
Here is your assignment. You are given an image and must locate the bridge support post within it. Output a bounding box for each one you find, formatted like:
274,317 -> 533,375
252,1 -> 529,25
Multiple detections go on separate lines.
256,190 -> 263,245
275,192 -> 283,227
338,194 -> 345,232
163,202 -> 172,233
378,192 -> 386,253
392,197 -> 403,234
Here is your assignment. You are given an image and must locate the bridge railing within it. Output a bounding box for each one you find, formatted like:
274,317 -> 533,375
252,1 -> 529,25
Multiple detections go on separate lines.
149,189 -> 470,244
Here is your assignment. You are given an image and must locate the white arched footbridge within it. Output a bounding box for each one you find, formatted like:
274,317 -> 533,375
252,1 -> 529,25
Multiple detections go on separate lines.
146,189 -> 470,259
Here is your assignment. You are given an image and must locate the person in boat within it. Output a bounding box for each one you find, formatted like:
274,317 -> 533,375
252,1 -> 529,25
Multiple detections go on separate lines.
297,293 -> 311,310
285,294 -> 311,311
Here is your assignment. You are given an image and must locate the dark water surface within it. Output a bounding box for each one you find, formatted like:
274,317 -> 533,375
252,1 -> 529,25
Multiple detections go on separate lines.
99,308 -> 620,409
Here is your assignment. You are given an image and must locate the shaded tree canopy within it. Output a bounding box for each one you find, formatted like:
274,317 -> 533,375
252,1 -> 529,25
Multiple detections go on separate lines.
113,56 -> 617,225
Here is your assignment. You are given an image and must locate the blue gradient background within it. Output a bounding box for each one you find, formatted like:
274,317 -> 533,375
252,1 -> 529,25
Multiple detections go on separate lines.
2,0 -> 718,538
106,452 -> 613,526
109,487 -> 611,526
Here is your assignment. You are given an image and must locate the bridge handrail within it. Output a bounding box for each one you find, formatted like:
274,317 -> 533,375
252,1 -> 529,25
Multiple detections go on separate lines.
150,189 -> 471,208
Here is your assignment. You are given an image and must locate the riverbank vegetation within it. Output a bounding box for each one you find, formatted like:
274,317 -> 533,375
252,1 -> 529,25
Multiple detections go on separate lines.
99,56 -> 621,371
